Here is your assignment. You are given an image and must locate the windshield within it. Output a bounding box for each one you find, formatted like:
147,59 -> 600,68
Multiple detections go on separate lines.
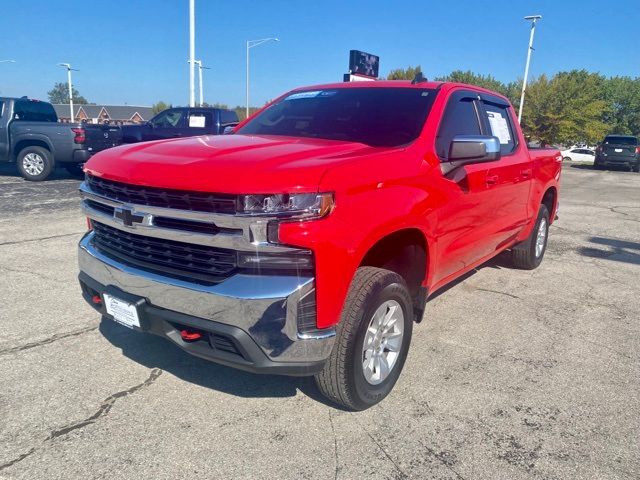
603,136 -> 637,145
237,87 -> 435,147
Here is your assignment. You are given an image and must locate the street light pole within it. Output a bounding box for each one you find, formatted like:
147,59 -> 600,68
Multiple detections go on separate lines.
189,0 -> 196,107
246,37 -> 279,118
194,60 -> 210,106
58,63 -> 78,122
518,15 -> 542,124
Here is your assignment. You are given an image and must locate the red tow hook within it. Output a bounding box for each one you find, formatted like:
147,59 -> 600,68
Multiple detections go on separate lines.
91,295 -> 102,305
180,329 -> 202,342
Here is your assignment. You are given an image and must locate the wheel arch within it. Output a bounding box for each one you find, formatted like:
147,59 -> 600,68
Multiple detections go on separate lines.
358,227 -> 430,322
14,139 -> 53,160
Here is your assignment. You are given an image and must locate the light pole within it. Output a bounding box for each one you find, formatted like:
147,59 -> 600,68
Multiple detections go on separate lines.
518,15 -> 542,123
58,63 -> 78,122
189,0 -> 196,107
246,37 -> 279,118
194,60 -> 211,106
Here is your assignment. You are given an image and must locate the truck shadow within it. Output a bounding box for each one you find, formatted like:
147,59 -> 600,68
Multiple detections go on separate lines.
578,236 -> 640,266
98,319 -> 342,409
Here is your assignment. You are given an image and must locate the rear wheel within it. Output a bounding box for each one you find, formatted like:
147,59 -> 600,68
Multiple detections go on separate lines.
314,267 -> 413,411
17,146 -> 54,181
511,205 -> 550,270
632,162 -> 640,173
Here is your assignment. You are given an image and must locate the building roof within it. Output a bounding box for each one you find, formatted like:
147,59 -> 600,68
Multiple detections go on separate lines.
52,104 -> 154,121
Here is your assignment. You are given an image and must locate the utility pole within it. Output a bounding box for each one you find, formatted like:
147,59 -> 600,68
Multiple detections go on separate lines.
518,15 -> 542,123
189,0 -> 196,107
58,63 -> 78,122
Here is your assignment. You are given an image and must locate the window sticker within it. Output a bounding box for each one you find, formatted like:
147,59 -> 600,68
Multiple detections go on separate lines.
189,115 -> 206,128
285,91 -> 322,101
486,111 -> 511,144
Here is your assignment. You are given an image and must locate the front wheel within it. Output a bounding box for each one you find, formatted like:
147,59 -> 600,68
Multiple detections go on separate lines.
314,267 -> 413,411
511,204 -> 550,270
17,146 -> 54,181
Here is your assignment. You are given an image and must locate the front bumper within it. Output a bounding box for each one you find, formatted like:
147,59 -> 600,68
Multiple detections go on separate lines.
78,232 -> 335,376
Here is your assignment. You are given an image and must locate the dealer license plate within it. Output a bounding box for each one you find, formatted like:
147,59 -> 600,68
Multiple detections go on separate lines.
615,148 -> 623,152
103,293 -> 141,329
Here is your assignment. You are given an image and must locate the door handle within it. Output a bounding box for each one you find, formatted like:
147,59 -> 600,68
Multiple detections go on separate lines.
520,169 -> 532,179
486,175 -> 499,186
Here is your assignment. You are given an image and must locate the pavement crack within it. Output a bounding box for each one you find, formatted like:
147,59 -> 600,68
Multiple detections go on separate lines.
351,413 -> 408,478
0,265 -> 60,283
0,448 -> 35,472
328,410 -> 339,480
0,326 -> 98,356
475,288 -> 521,299
0,231 -> 84,247
47,368 -> 163,440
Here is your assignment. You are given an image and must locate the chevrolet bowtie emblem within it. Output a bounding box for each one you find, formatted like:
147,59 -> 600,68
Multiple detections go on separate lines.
114,207 -> 145,227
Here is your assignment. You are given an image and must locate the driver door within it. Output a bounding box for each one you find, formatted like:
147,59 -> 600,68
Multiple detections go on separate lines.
431,90 -> 503,284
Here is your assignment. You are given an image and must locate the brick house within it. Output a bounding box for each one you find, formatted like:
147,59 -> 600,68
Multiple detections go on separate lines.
53,104 -> 155,125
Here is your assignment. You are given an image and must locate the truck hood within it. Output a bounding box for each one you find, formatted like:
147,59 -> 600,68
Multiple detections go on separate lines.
84,134 -> 387,193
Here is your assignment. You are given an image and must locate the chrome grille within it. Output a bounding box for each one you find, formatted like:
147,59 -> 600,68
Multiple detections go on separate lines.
91,221 -> 237,284
86,175 -> 237,213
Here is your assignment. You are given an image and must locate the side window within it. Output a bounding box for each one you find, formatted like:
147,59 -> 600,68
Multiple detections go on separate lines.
151,109 -> 183,128
187,111 -> 213,128
436,96 -> 481,160
482,102 -> 516,155
13,100 -> 57,122
220,110 -> 238,125
0,100 -> 4,118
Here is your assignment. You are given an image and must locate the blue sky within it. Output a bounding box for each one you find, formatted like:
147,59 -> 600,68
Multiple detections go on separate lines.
0,0 -> 638,107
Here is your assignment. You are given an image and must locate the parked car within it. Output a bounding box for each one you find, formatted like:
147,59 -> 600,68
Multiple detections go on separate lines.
0,97 -> 121,181
594,135 -> 640,172
77,81 -> 561,410
561,147 -> 595,163
120,107 -> 239,144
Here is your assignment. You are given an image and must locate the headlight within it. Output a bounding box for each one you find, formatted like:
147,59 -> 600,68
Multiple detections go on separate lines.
239,193 -> 334,218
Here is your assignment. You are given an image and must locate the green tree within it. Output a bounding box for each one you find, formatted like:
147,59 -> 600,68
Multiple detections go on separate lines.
151,101 -> 171,114
386,65 -> 423,80
435,70 -> 510,97
521,70 -> 610,145
47,82 -> 88,104
603,76 -> 640,136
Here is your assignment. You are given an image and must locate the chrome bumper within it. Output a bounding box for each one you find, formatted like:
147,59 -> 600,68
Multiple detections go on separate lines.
78,232 -> 335,364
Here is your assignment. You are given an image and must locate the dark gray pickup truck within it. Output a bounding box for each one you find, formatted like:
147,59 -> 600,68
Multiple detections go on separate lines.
0,97 -> 120,181
120,107 -> 239,144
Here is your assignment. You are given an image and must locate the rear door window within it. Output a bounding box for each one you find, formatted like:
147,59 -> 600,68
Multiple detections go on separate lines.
13,100 -> 58,122
481,102 -> 516,155
220,110 -> 238,125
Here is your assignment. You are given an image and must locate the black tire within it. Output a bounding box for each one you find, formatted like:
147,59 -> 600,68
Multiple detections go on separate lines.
511,204 -> 550,270
633,162 -> 640,173
17,146 -> 54,181
64,163 -> 85,177
594,163 -> 604,170
314,267 -> 413,411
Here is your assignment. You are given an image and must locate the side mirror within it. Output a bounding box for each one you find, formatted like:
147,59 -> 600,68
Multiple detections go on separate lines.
223,126 -> 235,135
448,135 -> 501,165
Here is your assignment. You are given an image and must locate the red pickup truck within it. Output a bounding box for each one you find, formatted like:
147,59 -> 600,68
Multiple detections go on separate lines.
78,80 -> 561,410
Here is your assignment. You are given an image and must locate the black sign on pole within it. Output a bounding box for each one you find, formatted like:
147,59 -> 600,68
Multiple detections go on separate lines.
349,50 -> 379,79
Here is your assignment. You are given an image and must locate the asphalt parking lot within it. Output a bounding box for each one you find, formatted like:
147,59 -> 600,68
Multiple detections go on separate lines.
0,163 -> 638,479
